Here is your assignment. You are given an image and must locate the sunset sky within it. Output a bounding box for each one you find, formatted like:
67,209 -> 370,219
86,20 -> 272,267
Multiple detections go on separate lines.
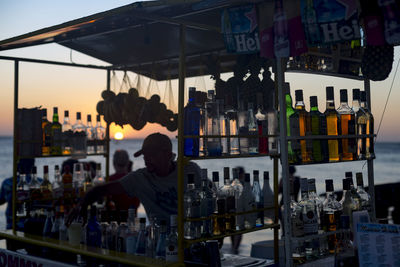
0,0 -> 399,141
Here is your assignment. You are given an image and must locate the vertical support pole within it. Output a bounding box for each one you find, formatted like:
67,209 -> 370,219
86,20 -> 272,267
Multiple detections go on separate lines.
276,58 -> 291,267
364,79 -> 375,221
177,24 -> 186,265
105,69 -> 111,182
273,64 -> 280,264
12,60 -> 19,233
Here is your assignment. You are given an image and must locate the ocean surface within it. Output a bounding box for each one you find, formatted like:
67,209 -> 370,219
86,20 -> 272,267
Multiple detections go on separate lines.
0,137 -> 399,256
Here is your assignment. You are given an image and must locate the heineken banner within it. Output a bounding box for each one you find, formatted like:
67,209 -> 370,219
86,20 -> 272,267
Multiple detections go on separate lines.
259,0 -> 308,59
221,5 -> 260,54
300,0 -> 361,45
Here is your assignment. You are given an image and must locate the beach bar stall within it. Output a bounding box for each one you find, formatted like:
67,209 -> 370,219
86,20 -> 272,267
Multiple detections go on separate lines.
0,0 -> 398,266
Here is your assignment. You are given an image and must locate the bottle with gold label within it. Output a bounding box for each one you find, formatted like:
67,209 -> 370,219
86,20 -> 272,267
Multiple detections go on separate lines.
324,86 -> 340,162
337,89 -> 356,161
51,107 -> 62,155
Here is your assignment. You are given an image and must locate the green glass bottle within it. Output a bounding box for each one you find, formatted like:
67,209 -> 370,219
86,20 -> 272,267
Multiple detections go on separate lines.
309,96 -> 329,162
285,83 -> 298,164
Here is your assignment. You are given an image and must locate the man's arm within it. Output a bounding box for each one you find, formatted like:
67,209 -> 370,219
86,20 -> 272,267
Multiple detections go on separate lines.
81,179 -> 124,207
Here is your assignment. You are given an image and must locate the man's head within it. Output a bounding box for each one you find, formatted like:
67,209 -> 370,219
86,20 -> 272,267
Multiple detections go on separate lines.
134,133 -> 173,176
113,149 -> 130,173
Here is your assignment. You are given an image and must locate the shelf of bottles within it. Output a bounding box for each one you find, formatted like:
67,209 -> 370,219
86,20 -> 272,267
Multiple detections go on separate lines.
284,84 -> 375,166
35,107 -> 107,159
287,170 -> 372,265
182,166 -> 277,246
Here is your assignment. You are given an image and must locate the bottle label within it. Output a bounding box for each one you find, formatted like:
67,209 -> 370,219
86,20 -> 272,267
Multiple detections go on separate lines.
166,244 -> 178,262
303,210 -> 318,234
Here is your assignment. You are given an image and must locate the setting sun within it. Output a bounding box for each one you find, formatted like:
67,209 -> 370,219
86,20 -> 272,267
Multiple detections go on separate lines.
114,132 -> 124,140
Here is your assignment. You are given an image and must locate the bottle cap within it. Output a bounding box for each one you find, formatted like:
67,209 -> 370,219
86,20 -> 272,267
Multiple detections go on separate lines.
187,173 -> 195,184
340,89 -> 348,102
64,110 -> 69,117
223,167 -> 230,180
96,114 -> 101,122
343,178 -> 350,190
356,172 -> 364,187
139,217 -> 146,224
345,172 -> 353,179
77,112 -> 81,120
300,178 -> 308,192
53,107 -> 58,114
212,171 -> 219,182
310,96 -> 318,107
326,86 -> 334,100
32,166 -> 37,174
360,91 -> 367,102
87,114 -> 91,122
263,171 -> 269,180
253,170 -> 259,175
325,179 -> 334,192
245,173 -> 250,182
43,165 -> 48,174
295,90 -> 303,102
352,88 -> 360,101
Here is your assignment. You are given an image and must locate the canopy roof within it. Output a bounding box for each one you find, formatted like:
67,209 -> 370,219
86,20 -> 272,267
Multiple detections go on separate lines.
0,0 -> 265,80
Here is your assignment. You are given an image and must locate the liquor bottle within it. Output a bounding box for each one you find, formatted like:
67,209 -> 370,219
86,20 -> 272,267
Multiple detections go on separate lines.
16,172 -> 29,217
40,165 -> 53,199
72,163 -> 84,197
255,93 -> 268,154
290,90 -> 312,163
135,218 -> 147,256
92,163 -> 105,186
59,213 -> 69,241
126,208 -> 138,254
324,86 -> 340,162
231,168 -> 243,230
337,89 -> 356,161
242,173 -> 256,229
43,210 -> 54,238
359,91 -> 375,159
262,171 -> 274,224
322,179 -> 342,254
309,96 -> 329,162
285,83 -> 298,163
204,90 -> 222,156
248,103 -> 259,154
52,165 -> 63,197
42,109 -> 51,156
347,172 -> 362,211
267,97 -> 279,155
83,163 -> 93,193
107,213 -> 119,251
155,219 -> 167,260
100,210 -> 109,249
212,171 -> 224,236
308,178 -> 322,228
184,87 -> 200,157
199,170 -> 214,237
62,110 -> 72,155
72,112 -> 87,156
237,101 -> 249,155
225,97 -> 240,155
252,170 -> 264,227
219,167 -> 235,232
340,178 -> 360,227
273,0 -> 290,57
86,115 -> 96,154
184,173 -> 201,239
117,219 -> 128,253
95,115 -> 106,154
298,178 -> 319,259
51,211 -> 61,240
355,172 -> 372,216
62,165 -> 73,199
290,178 -> 305,264
335,215 -> 356,266
86,206 -> 102,247
218,99 -> 229,155
29,166 -> 41,191
166,215 -> 178,262
51,107 -> 62,155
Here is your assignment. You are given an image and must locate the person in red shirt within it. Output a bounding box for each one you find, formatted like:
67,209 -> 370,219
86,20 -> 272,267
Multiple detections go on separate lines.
108,150 -> 140,212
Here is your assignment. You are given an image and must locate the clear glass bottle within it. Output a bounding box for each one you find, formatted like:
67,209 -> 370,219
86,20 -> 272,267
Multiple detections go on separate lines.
51,107 -> 62,155
62,110 -> 72,155
92,163 -> 105,186
360,91 -> 375,159
52,165 -> 63,192
290,179 -> 305,263
337,89 -> 356,161
42,108 -> 51,156
155,219 -> 167,260
219,167 -> 235,232
59,212 -> 69,241
267,97 -> 279,155
322,179 -> 342,254
86,206 -> 102,247
135,218 -> 147,256
247,103 -> 259,154
17,172 -> 29,217
255,93 -> 268,154
309,96 -> 329,162
43,210 -> 54,238
29,166 -> 41,190
95,115 -> 106,154
86,114 -> 96,154
231,168 -> 243,230
126,208 -> 138,255
324,86 -> 340,162
262,171 -> 274,224
72,163 -> 84,197
238,101 -> 249,155
212,171 -> 224,236
356,172 -> 372,217
72,112 -> 87,156
225,98 -> 240,155
184,87 -> 200,157
252,170 -> 264,227
218,99 -> 229,155
242,173 -> 256,229
117,220 -> 128,253
340,178 -> 360,228
205,90 -> 222,156
40,165 -> 53,198
100,210 -> 109,249
199,170 -> 214,237
285,83 -> 298,163
165,215 -> 178,262
290,90 -> 312,163
308,178 -> 323,228
184,173 -> 201,239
